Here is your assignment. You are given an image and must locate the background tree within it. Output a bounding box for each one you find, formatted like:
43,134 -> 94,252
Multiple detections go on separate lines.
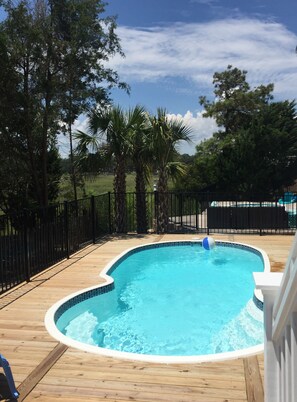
51,0 -> 128,202
182,67 -> 297,195
229,101 -> 297,194
0,1 -> 61,211
199,65 -> 274,136
175,137 -> 220,192
0,0 -> 126,214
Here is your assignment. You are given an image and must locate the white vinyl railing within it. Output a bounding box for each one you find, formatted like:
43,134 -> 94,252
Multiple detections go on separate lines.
254,232 -> 297,402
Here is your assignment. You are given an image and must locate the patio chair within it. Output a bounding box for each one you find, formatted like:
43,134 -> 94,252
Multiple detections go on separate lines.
0,354 -> 19,399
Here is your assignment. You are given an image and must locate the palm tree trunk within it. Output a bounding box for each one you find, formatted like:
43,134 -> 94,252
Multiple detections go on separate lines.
114,155 -> 127,233
135,163 -> 147,233
157,168 -> 169,233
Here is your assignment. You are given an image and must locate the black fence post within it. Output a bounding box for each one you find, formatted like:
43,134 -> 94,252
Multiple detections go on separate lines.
64,201 -> 70,258
179,193 -> 183,227
23,209 -> 31,282
154,189 -> 159,234
91,196 -> 96,244
259,201 -> 263,236
206,193 -> 210,235
195,197 -> 199,230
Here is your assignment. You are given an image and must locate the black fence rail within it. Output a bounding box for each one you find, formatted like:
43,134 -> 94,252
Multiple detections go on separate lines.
1,191 -> 296,294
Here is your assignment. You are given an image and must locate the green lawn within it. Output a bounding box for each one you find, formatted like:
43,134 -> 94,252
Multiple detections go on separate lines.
58,172 -> 166,201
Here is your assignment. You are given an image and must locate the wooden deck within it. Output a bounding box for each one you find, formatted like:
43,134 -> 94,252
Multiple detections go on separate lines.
0,233 -> 293,401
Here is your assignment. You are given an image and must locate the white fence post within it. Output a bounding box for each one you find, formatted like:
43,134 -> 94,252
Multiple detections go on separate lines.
253,273 -> 283,402
291,312 -> 297,402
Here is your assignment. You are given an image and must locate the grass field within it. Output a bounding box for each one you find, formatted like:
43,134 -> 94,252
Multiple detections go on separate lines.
58,173 -> 168,201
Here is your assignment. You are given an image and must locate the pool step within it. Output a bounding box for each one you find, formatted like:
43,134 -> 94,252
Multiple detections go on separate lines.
211,299 -> 263,353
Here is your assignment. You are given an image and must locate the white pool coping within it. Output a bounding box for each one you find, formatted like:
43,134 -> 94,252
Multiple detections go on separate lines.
45,239 -> 270,364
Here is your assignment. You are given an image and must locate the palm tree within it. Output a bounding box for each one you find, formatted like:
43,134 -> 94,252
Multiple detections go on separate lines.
148,108 -> 192,233
127,106 -> 152,233
75,105 -> 147,233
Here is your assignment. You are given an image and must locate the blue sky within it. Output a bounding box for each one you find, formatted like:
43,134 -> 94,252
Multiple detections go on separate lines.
107,0 -> 297,113
89,0 -> 297,154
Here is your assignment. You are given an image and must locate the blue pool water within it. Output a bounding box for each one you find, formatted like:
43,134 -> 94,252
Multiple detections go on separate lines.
55,242 -> 264,357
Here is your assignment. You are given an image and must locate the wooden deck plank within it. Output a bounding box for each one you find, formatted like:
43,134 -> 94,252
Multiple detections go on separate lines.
41,367 -> 247,389
0,234 -> 293,401
17,343 -> 68,402
36,376 -> 247,397
243,356 -> 264,402
46,365 -> 247,382
30,384 -> 248,402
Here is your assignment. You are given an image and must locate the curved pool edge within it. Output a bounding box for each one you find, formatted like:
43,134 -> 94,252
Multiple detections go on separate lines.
44,239 -> 269,364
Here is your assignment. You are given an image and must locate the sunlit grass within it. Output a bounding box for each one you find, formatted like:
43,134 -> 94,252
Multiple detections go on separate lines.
58,173 -> 173,202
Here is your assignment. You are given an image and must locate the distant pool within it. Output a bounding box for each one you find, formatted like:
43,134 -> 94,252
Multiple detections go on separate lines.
233,202 -> 275,207
45,241 -> 269,363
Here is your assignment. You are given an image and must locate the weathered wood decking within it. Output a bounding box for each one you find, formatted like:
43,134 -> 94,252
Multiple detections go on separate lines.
0,234 -> 293,401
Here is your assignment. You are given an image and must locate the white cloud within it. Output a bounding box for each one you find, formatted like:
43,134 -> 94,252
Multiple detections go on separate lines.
73,116 -> 89,133
59,18 -> 297,159
111,19 -> 297,100
167,111 -> 218,155
190,0 -> 217,4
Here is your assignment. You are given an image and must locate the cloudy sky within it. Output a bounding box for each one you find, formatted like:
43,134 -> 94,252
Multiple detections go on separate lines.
91,0 -> 297,155
1,1 -> 295,155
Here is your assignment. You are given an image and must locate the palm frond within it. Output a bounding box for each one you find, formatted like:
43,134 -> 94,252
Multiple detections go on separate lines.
166,161 -> 188,181
74,130 -> 102,155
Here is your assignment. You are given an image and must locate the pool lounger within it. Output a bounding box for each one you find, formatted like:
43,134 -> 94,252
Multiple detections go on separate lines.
0,354 -> 19,399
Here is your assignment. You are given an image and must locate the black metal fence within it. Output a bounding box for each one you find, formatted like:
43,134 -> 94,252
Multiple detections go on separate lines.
117,191 -> 297,235
0,194 -> 111,294
1,191 -> 296,294
164,192 -> 297,235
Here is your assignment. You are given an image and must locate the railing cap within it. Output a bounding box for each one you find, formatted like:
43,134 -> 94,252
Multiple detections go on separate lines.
253,272 -> 283,293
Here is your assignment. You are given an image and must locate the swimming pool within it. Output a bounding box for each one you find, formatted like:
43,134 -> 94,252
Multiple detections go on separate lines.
45,240 -> 269,363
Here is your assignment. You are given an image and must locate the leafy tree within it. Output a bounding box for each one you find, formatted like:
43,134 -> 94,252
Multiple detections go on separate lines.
51,0 -> 128,202
0,0 -> 126,213
175,137 -> 220,192
183,100 -> 297,195
232,101 -> 297,194
199,65 -> 274,136
180,65 -> 297,195
0,2 -> 61,211
177,153 -> 195,165
148,109 -> 192,233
